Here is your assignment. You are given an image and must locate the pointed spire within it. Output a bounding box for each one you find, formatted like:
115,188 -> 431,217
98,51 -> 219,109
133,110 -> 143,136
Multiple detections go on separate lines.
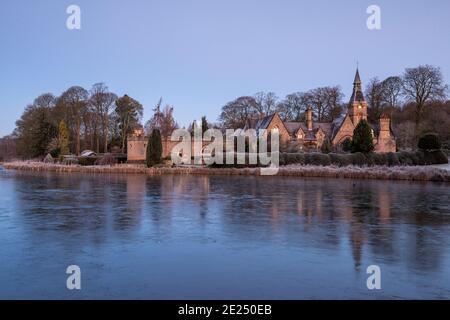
353,68 -> 361,85
349,67 -> 365,104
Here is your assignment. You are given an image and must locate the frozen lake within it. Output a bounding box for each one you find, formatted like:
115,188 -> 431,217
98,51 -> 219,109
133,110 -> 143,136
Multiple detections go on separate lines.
0,170 -> 449,299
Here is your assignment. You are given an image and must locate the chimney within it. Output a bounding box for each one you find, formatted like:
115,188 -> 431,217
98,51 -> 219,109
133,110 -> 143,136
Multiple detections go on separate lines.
306,107 -> 313,131
379,115 -> 390,137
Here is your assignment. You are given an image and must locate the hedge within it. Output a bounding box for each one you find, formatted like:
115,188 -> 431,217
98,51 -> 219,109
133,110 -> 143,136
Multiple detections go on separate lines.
78,156 -> 97,166
281,150 -> 448,167
208,150 -> 448,168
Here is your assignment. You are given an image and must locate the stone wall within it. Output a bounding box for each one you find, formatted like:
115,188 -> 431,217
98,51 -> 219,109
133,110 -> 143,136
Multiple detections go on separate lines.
127,136 -> 213,162
127,136 -> 147,162
263,113 -> 291,151
331,116 -> 355,146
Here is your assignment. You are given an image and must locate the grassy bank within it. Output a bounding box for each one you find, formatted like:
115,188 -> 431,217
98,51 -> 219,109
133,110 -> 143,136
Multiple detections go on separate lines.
1,161 -> 449,182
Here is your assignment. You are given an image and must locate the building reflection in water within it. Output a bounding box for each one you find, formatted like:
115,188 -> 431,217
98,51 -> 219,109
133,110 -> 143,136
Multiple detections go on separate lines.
11,172 -> 450,275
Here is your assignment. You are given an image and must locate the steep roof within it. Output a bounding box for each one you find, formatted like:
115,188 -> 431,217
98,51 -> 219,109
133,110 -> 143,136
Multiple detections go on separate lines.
349,68 -> 365,103
330,114 -> 348,140
254,114 -> 275,130
354,68 -> 361,85
284,122 -> 302,134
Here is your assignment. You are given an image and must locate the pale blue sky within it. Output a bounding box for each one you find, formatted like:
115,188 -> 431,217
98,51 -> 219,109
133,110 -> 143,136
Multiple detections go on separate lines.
1,0 -> 449,136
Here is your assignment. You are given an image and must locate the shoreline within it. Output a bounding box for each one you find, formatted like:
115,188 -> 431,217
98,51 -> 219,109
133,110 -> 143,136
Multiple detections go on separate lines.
1,161 -> 450,182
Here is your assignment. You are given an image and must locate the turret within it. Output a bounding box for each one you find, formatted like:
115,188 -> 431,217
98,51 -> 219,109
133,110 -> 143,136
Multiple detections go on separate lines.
348,68 -> 368,126
378,114 -> 391,138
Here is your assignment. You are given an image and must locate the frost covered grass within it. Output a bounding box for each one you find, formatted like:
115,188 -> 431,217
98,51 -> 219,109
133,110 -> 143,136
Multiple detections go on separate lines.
279,164 -> 450,182
1,161 -> 450,182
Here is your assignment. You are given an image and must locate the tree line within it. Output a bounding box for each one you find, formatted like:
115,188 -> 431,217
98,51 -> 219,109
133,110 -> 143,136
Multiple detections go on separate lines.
1,64 -> 449,160
219,87 -> 343,129
12,83 -> 144,158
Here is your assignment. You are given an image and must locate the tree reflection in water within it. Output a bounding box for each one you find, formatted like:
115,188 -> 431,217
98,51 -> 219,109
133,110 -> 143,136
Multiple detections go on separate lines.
2,171 -> 449,299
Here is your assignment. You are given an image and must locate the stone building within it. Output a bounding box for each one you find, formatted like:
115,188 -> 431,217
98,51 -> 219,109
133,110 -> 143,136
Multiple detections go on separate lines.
127,69 -> 396,162
127,128 -> 211,162
245,69 -> 396,153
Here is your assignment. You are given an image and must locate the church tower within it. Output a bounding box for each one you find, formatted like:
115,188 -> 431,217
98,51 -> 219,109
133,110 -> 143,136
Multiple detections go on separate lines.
348,68 -> 368,126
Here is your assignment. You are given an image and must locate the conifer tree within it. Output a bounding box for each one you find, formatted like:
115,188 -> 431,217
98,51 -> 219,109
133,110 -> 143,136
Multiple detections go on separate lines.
321,138 -> 332,154
146,129 -> 163,167
58,120 -> 70,155
351,120 -> 374,153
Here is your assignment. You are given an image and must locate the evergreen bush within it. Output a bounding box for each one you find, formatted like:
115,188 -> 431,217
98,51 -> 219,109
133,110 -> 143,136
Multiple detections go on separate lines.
146,129 -> 163,167
351,120 -> 374,153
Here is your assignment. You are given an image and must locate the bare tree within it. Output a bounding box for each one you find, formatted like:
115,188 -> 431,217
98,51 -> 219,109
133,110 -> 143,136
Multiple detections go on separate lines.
219,96 -> 260,129
365,78 -> 385,122
382,76 -> 403,110
402,65 -> 448,137
60,86 -> 89,155
323,86 -> 343,121
33,93 -> 56,111
0,135 -> 17,160
253,92 -> 279,115
89,83 -> 117,152
308,86 -> 343,122
278,92 -> 310,121
145,98 -> 179,137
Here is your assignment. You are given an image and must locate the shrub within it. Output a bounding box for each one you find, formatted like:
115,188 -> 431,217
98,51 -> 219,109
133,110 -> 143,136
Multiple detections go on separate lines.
363,153 -> 375,166
351,152 -> 366,166
287,153 -> 305,165
423,150 -> 449,165
408,152 -> 421,165
321,138 -> 332,154
309,153 -> 331,166
329,153 -> 352,167
146,129 -> 163,167
49,147 -> 61,158
352,120 -> 374,153
46,137 -> 60,158
78,156 -> 97,166
365,153 -> 389,166
287,141 -> 302,153
418,134 -> 441,151
95,153 -> 117,166
442,141 -> 450,150
387,152 -> 400,166
43,153 -> 54,164
394,150 -> 445,166
413,151 -> 426,165
114,154 -> 127,164
441,141 -> 450,155
342,138 -> 352,152
278,153 -> 287,166
62,156 -> 78,165
209,153 -> 262,168
397,151 -> 414,166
